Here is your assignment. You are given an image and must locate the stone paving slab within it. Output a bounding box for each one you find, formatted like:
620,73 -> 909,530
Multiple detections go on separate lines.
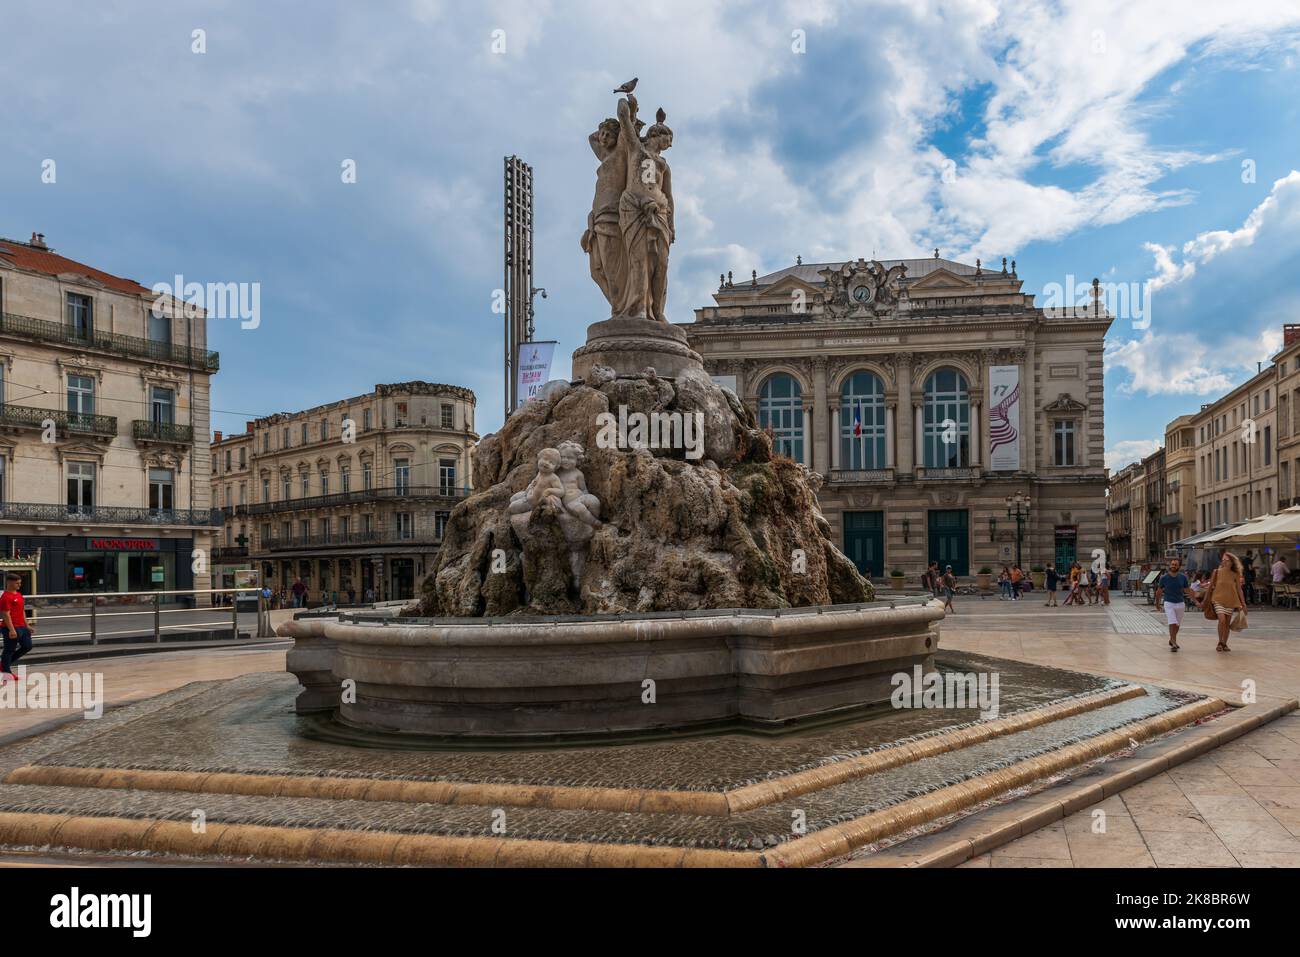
845,597 -> 1300,868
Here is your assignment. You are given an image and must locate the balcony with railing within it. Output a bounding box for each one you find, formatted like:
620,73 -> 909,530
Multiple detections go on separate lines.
0,502 -> 213,525
0,312 -> 219,371
828,468 -> 895,484
257,528 -> 446,552
0,402 -> 117,438
132,420 -> 195,444
246,485 -> 470,515
916,467 -> 981,480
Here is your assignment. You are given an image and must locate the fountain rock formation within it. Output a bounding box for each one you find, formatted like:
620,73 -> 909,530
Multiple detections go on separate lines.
412,363 -> 873,617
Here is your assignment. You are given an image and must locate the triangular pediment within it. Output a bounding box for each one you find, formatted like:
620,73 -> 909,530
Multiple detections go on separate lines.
766,275 -> 821,296
56,440 -> 110,455
908,268 -> 978,290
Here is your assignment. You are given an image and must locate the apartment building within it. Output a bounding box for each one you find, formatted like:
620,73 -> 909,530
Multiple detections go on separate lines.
244,381 -> 477,603
1190,365 -> 1277,534
1161,415 -> 1197,550
1275,324 -> 1300,510
212,424 -> 255,591
0,233 -> 217,597
1105,461 -> 1137,569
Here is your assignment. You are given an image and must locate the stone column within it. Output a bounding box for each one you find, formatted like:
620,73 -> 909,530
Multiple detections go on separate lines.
830,401 -> 842,470
981,349 -> 995,470
971,400 -> 981,467
914,405 -> 925,468
896,353 -> 914,474
1022,344 -> 1036,473
812,357 -> 829,475
801,400 -> 815,468
885,405 -> 895,469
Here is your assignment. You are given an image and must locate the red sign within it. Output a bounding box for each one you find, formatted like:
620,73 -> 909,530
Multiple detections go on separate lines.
87,538 -> 159,551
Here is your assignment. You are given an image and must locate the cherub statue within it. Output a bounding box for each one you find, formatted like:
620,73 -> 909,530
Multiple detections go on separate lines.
556,441 -> 601,528
508,448 -> 564,515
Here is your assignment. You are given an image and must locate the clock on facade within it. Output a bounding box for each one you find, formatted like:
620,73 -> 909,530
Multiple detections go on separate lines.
852,284 -> 875,302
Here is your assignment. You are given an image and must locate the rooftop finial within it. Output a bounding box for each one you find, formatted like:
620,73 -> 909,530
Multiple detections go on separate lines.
976,258 -> 982,275
751,269 -> 757,287
1001,257 -> 1007,274
934,248 -> 939,259
796,254 -> 802,265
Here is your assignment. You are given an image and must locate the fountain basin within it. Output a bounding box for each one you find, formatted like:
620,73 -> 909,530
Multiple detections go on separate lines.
281,599 -> 943,739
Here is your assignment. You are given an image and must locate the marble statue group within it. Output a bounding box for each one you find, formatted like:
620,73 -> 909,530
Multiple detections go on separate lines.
581,88 -> 674,322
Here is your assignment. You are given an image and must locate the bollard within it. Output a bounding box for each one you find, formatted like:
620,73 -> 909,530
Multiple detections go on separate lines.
232,595 -> 239,641
90,598 -> 97,646
154,594 -> 161,643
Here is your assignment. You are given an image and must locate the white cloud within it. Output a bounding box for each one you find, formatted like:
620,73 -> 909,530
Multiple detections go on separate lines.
1104,333 -> 1237,396
1107,169 -> 1300,399
1106,439 -> 1162,472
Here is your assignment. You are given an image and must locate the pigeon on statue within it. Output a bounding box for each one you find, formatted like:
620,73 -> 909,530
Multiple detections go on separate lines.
613,77 -> 638,94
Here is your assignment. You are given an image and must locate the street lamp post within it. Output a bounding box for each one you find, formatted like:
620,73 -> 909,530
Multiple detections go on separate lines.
1006,492 -> 1030,568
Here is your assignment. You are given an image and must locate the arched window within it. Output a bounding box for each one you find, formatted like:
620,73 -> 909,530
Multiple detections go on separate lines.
923,369 -> 970,468
758,374 -> 804,462
839,372 -> 886,469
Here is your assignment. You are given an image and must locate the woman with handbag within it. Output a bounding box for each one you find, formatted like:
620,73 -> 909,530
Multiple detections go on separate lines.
1204,552 -> 1247,652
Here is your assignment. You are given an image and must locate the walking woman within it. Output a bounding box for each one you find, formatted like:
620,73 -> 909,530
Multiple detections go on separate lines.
1205,552 -> 1247,652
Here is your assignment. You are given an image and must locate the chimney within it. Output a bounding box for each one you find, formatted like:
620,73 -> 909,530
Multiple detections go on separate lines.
29,232 -> 47,250
246,421 -> 255,433
213,430 -> 223,443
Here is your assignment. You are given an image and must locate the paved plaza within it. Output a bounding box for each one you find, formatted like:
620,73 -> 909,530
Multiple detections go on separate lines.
936,592 -> 1300,867
0,600 -> 1294,867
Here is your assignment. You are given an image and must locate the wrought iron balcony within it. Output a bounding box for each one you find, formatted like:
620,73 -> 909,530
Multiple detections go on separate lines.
0,502 -> 213,525
0,312 -> 219,372
133,420 -> 195,444
245,485 -> 470,515
257,528 -> 445,551
0,402 -> 117,437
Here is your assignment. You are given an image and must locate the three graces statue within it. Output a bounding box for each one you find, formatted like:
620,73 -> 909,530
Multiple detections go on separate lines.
582,90 -> 674,322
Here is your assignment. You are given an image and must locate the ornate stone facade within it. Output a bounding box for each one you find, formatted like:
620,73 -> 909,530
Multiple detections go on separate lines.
682,254 -> 1111,578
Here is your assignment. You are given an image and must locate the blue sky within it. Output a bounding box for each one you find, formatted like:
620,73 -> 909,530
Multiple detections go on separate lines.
1,0 -> 1298,470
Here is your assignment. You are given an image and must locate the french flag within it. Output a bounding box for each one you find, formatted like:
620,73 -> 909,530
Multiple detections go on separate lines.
852,403 -> 862,437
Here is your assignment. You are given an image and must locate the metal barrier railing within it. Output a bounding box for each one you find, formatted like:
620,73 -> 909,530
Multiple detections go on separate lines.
22,587 -> 275,645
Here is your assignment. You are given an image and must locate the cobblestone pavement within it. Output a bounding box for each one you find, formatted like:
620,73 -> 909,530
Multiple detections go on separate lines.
943,595 -> 1300,867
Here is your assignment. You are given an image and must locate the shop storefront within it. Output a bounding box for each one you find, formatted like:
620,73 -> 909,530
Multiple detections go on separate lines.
0,535 -> 196,600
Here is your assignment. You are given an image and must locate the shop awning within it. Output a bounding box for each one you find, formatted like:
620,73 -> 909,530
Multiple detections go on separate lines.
1172,524 -> 1244,548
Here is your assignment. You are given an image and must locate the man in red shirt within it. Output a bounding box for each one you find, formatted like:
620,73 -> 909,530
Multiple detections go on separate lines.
0,573 -> 33,680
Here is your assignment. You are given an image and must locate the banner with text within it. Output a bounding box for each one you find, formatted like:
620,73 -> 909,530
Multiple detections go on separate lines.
516,340 -> 557,410
988,365 -> 1021,471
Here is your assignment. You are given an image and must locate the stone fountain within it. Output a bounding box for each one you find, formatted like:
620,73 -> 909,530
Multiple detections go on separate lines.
285,87 -> 943,740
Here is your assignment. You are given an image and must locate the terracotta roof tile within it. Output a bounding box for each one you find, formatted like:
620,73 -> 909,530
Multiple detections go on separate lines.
0,238 -> 151,296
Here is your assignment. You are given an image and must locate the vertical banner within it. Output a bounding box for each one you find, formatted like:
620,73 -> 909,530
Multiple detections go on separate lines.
988,365 -> 1021,471
516,340 -> 557,410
